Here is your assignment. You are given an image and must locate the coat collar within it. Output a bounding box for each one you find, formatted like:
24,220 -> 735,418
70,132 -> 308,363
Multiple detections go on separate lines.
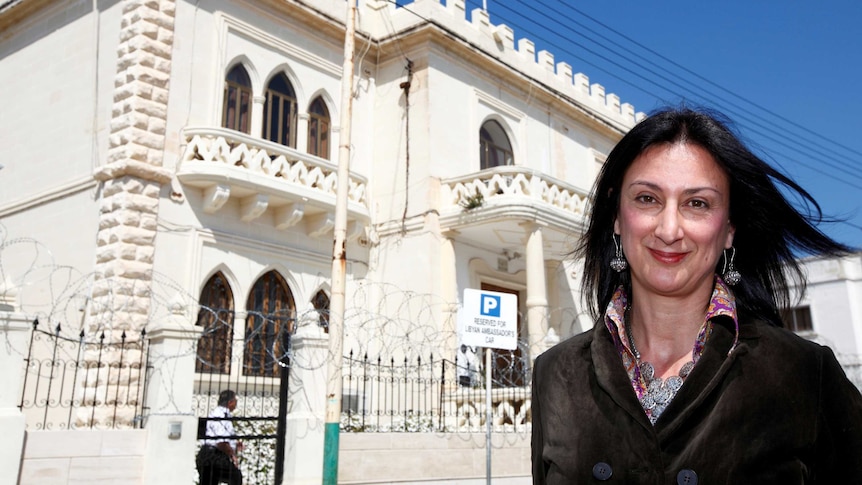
591,312 -> 760,438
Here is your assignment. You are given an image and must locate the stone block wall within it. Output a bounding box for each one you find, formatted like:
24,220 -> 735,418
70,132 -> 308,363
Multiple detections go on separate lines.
19,430 -> 148,484
339,432 -> 531,484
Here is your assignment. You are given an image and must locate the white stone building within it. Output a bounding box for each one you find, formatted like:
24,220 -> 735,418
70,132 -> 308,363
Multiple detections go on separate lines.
788,254 -> 862,385
0,1 -> 637,482
1,1 -> 857,484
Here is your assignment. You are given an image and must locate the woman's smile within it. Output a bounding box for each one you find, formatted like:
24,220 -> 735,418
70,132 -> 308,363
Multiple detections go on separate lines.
648,248 -> 688,264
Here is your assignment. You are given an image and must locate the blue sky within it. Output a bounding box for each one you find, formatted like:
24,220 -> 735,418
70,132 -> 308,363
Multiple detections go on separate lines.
449,0 -> 862,249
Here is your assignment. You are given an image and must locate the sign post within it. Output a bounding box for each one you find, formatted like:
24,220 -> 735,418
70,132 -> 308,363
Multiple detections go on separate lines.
458,288 -> 518,485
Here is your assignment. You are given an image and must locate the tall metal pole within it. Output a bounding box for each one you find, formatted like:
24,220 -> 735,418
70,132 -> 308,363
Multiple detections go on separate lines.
485,348 -> 492,485
322,2 -> 356,484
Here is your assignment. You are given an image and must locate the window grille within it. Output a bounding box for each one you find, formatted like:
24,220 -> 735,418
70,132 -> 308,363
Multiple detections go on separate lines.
195,272 -> 235,374
264,73 -> 298,147
244,271 -> 295,377
223,65 -> 252,134
308,97 -> 330,159
312,290 -> 330,333
479,120 -> 514,169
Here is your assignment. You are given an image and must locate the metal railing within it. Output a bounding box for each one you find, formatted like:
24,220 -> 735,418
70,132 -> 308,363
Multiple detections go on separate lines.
17,319 -> 149,430
340,350 -> 531,433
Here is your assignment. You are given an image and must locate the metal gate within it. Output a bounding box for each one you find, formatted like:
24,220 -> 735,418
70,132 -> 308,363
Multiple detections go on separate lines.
194,335 -> 291,485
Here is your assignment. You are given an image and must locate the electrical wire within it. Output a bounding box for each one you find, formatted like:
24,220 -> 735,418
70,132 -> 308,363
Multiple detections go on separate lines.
388,0 -> 862,237
484,4 -> 862,191
549,0 -> 862,160
484,1 -> 862,178
470,0 -> 862,236
499,1 -> 862,181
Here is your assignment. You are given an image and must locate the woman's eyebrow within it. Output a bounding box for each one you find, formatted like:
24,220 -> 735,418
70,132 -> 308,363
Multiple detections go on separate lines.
628,181 -> 722,195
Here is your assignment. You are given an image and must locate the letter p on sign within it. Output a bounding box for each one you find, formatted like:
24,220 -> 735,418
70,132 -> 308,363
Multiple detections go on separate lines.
480,294 -> 501,317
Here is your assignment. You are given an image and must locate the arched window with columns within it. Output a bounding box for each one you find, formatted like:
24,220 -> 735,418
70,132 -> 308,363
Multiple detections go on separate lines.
195,272 -> 235,374
264,73 -> 298,147
307,96 -> 330,159
222,64 -> 252,134
244,271 -> 296,377
479,120 -> 513,169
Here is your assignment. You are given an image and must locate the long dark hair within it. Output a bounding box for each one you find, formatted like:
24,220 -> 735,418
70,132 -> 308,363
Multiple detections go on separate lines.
578,107 -> 851,326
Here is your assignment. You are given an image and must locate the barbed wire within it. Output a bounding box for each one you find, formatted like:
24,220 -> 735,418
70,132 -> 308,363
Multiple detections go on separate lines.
2,222 -> 567,430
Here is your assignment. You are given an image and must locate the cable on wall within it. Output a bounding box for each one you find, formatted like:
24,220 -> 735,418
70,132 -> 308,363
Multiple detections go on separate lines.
400,60 -> 414,234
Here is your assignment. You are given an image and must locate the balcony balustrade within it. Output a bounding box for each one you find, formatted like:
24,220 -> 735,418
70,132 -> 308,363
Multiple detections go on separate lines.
177,127 -> 369,237
441,166 -> 590,219
437,166 -> 592,252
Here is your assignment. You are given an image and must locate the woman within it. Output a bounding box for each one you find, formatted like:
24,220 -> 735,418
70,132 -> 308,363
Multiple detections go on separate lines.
531,108 -> 862,484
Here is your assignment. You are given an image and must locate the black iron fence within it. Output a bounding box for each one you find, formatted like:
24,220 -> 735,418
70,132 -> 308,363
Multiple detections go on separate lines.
340,350 -> 532,433
17,319 -> 149,430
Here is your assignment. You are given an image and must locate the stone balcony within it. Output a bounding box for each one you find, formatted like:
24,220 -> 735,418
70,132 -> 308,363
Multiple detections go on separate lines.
177,127 -> 370,240
439,166 -> 592,255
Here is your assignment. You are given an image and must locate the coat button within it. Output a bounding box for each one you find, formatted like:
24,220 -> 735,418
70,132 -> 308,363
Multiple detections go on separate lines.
592,462 -> 613,481
677,469 -> 698,485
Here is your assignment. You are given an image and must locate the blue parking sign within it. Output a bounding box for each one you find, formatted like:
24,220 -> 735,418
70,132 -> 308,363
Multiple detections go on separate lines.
480,294 -> 501,317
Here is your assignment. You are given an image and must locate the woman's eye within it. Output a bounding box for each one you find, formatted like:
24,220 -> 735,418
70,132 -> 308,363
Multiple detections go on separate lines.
688,199 -> 709,209
635,195 -> 655,204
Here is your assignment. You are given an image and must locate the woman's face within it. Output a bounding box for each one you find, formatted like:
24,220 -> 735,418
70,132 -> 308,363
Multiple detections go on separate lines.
614,142 -> 735,300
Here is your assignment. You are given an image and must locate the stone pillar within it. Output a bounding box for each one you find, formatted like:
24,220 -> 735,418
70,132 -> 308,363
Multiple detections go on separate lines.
87,0 -> 176,427
330,125 -> 341,164
523,223 -> 549,361
142,304 -> 202,485
283,321 -> 329,485
297,113 -> 310,153
440,231 -> 459,359
251,95 -> 266,138
0,289 -> 30,485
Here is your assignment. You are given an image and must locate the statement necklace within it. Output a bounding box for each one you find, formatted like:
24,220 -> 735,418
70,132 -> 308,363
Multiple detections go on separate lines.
626,323 -> 694,425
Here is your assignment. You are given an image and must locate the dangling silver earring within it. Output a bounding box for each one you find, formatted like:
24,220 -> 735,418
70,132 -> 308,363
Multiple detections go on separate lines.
722,247 -> 741,286
610,234 -> 628,272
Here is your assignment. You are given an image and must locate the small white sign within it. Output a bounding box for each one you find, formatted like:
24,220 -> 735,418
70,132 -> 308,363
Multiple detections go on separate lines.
458,288 -> 518,350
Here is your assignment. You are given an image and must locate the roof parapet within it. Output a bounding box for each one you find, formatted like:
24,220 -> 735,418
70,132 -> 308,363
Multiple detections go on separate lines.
360,0 -> 646,128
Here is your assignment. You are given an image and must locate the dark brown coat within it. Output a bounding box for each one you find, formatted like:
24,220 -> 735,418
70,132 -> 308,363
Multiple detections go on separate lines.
531,315 -> 862,484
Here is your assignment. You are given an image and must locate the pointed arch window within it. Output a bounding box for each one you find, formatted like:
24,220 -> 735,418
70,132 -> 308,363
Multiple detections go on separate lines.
264,73 -> 298,147
307,97 -> 330,159
479,120 -> 513,169
223,65 -> 252,134
244,271 -> 295,377
195,272 -> 235,374
312,290 -> 330,333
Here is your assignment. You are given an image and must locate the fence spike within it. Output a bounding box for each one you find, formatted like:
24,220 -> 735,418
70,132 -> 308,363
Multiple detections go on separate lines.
54,323 -> 61,335
32,318 -> 39,329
